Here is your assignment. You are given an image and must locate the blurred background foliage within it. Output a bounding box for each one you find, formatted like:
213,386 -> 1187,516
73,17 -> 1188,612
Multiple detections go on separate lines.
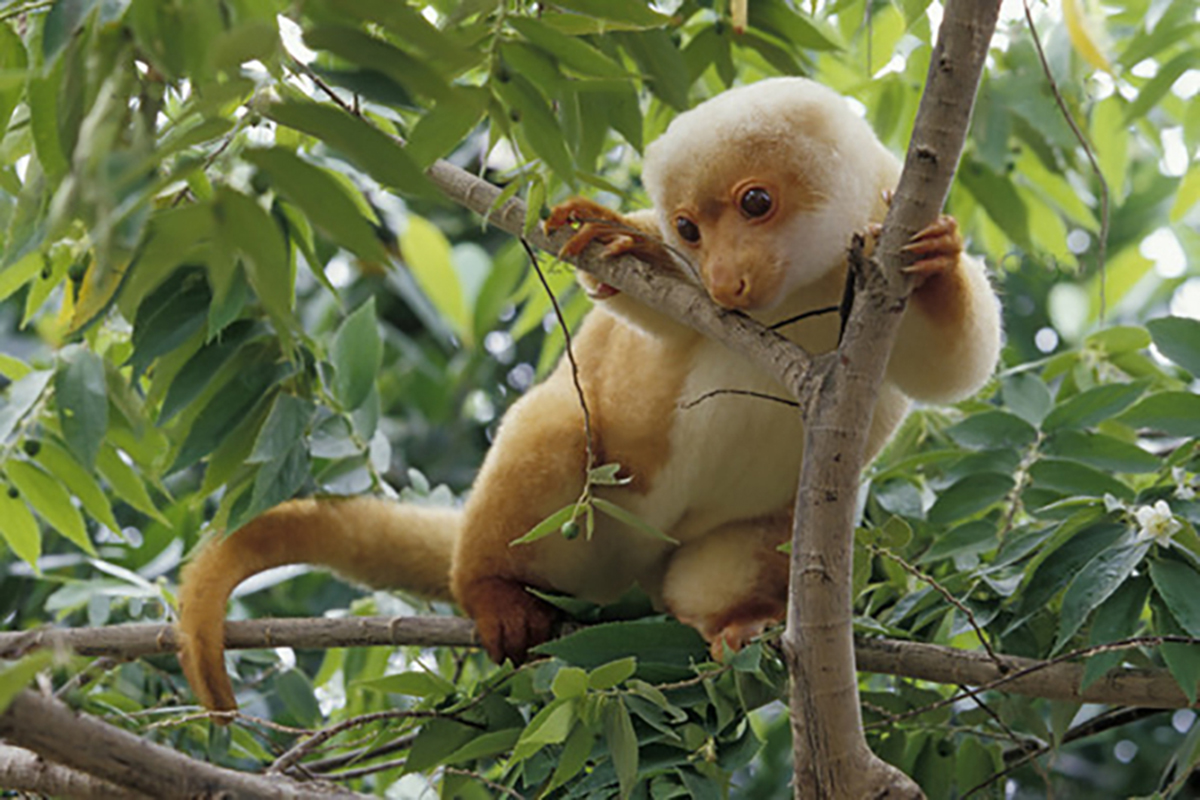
0,0 -> 1199,797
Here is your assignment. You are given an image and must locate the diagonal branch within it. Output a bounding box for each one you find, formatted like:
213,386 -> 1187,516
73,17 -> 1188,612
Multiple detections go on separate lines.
0,690 -> 368,799
425,159 -> 814,397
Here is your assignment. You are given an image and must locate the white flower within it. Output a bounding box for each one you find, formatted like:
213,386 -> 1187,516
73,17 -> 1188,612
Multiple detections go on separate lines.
1172,467 -> 1196,500
1103,493 -> 1127,513
1134,500 -> 1182,546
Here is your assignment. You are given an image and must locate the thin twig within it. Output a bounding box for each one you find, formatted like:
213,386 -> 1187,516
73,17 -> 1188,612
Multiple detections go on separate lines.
680,388 -> 800,410
303,733 -> 418,775
444,767 -> 526,799
956,683 -> 1055,798
868,544 -> 1002,665
1023,0 -> 1110,322
288,56 -> 357,117
768,304 -> 841,331
269,707 -> 486,775
519,238 -> 598,512
0,0 -> 52,22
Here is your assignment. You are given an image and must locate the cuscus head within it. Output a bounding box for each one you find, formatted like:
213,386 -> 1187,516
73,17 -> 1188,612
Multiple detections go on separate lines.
642,77 -> 897,311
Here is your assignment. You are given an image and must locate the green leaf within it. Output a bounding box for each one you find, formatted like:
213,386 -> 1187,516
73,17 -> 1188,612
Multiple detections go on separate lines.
1152,595 -> 1200,705
1042,382 -> 1148,432
919,520 -> 998,564
1117,391 -> 1200,438
926,473 -> 1014,527
545,0 -> 671,28
511,504 -> 578,546
406,719 -> 476,774
1028,459 -> 1135,502
28,61 -> 68,181
96,444 -> 168,526
5,460 -> 93,555
406,87 -> 489,168
0,652 -> 54,714
160,320 -> 263,423
0,370 -> 53,444
954,737 -> 1001,798
958,160 -> 1032,252
1150,559 -> 1200,638
614,30 -> 690,111
170,361 -> 290,473
1013,522 -> 1127,625
0,252 -> 46,305
1053,539 -> 1150,654
945,410 -> 1037,450
593,497 -> 678,544
552,666 -> 590,699
546,723 -> 596,793
358,671 -> 456,699
214,188 -> 294,332
510,17 -> 628,78
0,21 -> 28,133
54,345 -> 107,469
492,73 -> 576,182
398,218 -> 470,343
534,618 -> 707,679
240,442 -> 309,529
1085,325 -> 1151,355
1124,49 -> 1200,123
263,99 -> 435,198
1081,576 -> 1150,689
331,298 -> 383,411
513,697 -> 576,760
244,148 -> 389,263
128,267 -> 212,378
443,728 -> 523,764
589,657 -> 637,690
603,697 -> 638,800
1147,316 -> 1200,377
35,439 -> 120,534
303,25 -> 450,101
0,489 -> 41,568
274,669 -> 320,727
748,0 -> 842,51
1042,431 -> 1159,474
247,394 -> 314,464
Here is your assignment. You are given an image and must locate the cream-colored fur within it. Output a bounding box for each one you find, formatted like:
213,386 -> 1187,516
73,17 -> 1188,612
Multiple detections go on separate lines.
176,77 -> 1003,712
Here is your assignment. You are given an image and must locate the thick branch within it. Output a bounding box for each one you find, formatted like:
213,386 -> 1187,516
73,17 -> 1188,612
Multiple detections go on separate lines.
425,159 -> 812,395
0,745 -> 150,800
2,618 -> 1192,709
0,690 -> 367,799
783,3 -> 1002,798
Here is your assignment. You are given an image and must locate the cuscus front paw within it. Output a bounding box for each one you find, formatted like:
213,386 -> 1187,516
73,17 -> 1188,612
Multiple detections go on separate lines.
545,197 -> 653,263
901,214 -> 963,287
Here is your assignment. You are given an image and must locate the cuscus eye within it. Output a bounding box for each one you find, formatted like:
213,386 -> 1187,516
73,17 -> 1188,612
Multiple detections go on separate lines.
675,216 -> 701,243
739,187 -> 773,218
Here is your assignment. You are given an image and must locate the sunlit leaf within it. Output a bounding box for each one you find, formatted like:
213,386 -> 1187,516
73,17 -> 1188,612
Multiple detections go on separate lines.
0,489 -> 41,569
1063,0 -> 1112,73
399,216 -> 469,342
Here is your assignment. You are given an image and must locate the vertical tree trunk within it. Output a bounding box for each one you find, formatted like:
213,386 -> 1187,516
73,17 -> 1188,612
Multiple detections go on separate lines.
782,2 -> 1003,797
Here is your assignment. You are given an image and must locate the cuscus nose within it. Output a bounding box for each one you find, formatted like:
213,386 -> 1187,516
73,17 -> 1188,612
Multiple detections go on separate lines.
707,269 -> 753,309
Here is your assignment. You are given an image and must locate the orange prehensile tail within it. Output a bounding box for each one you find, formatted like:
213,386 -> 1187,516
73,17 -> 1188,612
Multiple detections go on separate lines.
176,496 -> 459,713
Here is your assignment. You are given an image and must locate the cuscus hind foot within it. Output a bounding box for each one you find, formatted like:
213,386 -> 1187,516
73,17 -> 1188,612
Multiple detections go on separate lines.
462,577 -> 558,665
